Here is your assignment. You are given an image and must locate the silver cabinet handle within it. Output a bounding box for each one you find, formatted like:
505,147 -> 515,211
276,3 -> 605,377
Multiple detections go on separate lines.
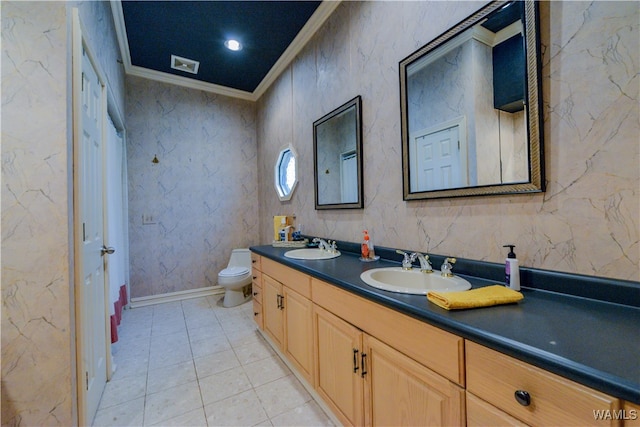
101,246 -> 115,256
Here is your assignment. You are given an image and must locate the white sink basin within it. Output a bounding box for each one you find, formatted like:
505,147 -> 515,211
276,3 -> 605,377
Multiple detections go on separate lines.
360,267 -> 471,295
284,248 -> 341,260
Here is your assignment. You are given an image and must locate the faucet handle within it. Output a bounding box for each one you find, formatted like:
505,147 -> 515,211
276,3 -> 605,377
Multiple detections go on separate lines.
441,257 -> 456,277
396,250 -> 414,270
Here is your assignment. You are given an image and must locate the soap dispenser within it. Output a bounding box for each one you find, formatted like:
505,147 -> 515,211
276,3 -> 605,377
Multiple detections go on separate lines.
503,244 -> 520,291
362,230 -> 371,259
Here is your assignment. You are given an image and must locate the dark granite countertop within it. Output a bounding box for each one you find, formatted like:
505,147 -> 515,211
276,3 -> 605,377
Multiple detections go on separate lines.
250,244 -> 640,404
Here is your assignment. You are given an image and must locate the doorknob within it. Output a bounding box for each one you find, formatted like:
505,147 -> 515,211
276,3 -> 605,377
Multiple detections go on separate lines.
101,246 -> 115,256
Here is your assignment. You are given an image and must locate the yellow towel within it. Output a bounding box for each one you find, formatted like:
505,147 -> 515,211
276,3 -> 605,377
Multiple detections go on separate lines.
427,285 -> 523,310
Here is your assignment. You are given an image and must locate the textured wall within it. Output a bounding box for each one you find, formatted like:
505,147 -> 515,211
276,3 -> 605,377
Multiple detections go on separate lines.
1,1 -> 126,425
126,76 -> 258,298
257,1 -> 639,281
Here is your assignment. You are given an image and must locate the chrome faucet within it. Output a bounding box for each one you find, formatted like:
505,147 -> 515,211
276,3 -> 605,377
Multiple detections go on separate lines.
441,257 -> 456,277
416,253 -> 433,273
396,250 -> 418,270
313,238 -> 330,251
329,240 -> 338,254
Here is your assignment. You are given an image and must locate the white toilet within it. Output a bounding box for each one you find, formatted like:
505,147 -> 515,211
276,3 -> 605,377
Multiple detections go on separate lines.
218,248 -> 253,307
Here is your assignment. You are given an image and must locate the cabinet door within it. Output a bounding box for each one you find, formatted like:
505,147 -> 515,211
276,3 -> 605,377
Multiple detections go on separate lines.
313,305 -> 364,427
284,287 -> 314,385
363,334 -> 465,427
262,275 -> 283,349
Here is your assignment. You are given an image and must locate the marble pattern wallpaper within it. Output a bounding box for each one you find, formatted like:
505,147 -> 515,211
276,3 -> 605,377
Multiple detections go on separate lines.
257,1 -> 639,282
2,1 -> 125,425
125,76 -> 258,298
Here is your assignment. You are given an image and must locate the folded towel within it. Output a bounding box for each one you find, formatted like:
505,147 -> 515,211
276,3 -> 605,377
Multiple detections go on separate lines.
427,285 -> 523,310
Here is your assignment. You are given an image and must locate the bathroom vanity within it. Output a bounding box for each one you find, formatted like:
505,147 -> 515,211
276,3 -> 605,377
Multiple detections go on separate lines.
250,245 -> 639,426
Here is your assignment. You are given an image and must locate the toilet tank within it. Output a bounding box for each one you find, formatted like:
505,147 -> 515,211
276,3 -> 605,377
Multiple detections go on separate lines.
228,248 -> 251,269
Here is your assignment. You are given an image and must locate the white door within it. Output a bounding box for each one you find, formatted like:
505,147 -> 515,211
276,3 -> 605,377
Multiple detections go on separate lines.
411,125 -> 462,192
74,16 -> 108,424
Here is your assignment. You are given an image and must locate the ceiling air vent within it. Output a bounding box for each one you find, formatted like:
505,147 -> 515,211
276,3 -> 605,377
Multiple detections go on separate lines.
170,55 -> 200,74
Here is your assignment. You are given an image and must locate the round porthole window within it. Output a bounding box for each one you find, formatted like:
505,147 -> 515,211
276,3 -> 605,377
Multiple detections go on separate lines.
275,145 -> 298,201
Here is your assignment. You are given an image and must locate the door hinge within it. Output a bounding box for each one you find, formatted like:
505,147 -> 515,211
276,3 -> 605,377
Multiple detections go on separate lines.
81,72 -> 85,91
82,222 -> 86,242
85,371 -> 89,390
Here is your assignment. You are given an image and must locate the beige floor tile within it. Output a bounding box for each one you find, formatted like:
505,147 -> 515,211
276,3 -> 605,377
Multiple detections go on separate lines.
97,296 -> 330,427
269,401 -> 335,427
242,355 -> 291,388
92,396 -> 145,427
233,339 -> 274,365
146,359 -> 197,395
227,327 -> 263,349
204,389 -> 269,426
148,343 -> 192,370
187,323 -> 225,342
144,380 -> 202,426
254,375 -> 312,419
194,349 -> 241,379
110,354 -> 149,381
198,366 -> 252,405
98,373 -> 147,410
191,334 -> 232,358
150,407 -> 207,426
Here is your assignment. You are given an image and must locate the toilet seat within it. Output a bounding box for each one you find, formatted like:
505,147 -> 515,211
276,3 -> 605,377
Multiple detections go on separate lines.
219,266 -> 250,278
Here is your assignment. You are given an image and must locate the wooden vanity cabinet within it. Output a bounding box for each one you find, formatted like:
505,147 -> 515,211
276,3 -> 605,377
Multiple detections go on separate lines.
260,257 -> 314,385
312,279 -> 465,427
252,253 -> 630,427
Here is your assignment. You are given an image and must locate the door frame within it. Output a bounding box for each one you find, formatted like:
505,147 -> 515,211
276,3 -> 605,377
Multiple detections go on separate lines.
72,9 -> 111,425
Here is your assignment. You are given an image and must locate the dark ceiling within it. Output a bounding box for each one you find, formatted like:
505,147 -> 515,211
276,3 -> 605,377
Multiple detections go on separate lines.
118,1 -> 322,95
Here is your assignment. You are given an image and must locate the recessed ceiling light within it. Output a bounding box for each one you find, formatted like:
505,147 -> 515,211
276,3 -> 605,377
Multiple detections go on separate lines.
224,39 -> 242,51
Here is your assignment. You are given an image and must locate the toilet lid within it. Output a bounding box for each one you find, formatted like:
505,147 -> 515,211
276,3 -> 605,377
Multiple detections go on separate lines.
219,266 -> 249,277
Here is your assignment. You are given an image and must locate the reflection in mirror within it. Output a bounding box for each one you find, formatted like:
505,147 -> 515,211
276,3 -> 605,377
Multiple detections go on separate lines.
400,0 -> 544,200
275,145 -> 297,201
314,96 -> 363,209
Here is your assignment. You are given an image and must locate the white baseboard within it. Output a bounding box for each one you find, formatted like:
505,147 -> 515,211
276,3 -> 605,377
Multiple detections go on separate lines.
257,329 -> 343,427
128,286 -> 224,308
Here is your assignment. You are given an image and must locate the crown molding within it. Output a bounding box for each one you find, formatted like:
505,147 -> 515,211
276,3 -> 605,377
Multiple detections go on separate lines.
111,0 -> 341,102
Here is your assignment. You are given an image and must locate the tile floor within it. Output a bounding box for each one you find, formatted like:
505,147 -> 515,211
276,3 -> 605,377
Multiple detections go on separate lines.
92,295 -> 334,427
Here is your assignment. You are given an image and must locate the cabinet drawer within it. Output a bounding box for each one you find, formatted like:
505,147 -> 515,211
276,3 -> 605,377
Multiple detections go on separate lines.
467,392 -> 529,427
262,257 -> 311,298
250,252 -> 262,271
312,278 -> 464,385
466,341 -> 621,426
253,300 -> 263,329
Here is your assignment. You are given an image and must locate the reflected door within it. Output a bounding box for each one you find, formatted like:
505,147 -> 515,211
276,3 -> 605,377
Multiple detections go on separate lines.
340,151 -> 358,203
412,125 -> 462,191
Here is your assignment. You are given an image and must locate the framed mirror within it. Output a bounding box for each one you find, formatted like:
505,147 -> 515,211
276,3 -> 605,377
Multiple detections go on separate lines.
274,144 -> 298,201
314,96 -> 363,209
400,0 -> 544,200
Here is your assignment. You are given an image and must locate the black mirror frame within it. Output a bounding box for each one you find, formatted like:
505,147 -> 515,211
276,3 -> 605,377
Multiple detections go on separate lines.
399,0 -> 545,200
313,95 -> 364,210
